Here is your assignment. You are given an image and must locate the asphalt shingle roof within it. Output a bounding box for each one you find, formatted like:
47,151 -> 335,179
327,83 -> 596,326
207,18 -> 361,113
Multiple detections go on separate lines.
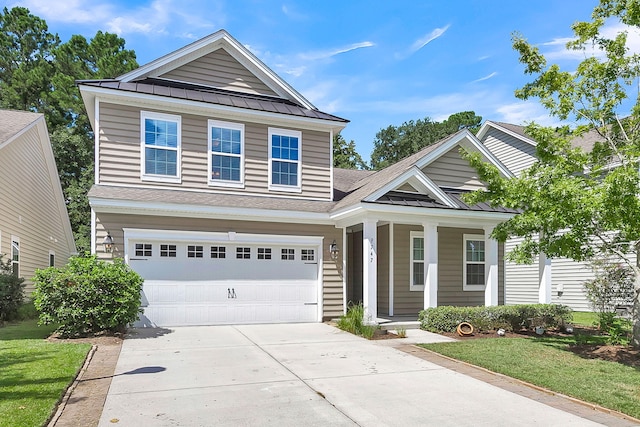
0,109 -> 41,145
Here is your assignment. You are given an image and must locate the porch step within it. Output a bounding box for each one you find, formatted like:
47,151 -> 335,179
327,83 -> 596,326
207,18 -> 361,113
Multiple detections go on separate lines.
378,321 -> 421,331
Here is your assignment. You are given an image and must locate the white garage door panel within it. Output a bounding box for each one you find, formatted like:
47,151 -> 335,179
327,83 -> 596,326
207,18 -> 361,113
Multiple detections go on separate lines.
128,236 -> 321,326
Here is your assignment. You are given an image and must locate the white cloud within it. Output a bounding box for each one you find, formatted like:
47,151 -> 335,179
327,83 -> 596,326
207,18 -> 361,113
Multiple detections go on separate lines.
495,101 -> 561,126
471,72 -> 497,83
281,4 -> 307,20
298,41 -> 375,61
16,0 -> 112,24
396,25 -> 450,59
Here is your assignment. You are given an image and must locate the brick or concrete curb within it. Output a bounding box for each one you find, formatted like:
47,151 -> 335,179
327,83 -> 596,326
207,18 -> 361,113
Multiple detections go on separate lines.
47,345 -> 97,427
401,344 -> 640,427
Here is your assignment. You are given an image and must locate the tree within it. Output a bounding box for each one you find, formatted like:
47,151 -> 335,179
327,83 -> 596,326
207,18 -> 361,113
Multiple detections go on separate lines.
462,0 -> 640,346
0,7 -> 138,253
370,111 -> 482,170
333,134 -> 368,169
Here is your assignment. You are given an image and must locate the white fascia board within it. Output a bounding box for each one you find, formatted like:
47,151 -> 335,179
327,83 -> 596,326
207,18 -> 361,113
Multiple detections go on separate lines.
78,85 -> 346,133
477,121 -> 537,147
363,166 -> 459,208
117,30 -> 316,110
415,130 -> 513,178
89,197 -> 334,225
331,202 -> 514,226
123,228 -> 323,246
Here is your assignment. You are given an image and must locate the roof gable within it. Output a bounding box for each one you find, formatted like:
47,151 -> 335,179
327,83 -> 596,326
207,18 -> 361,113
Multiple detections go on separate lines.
477,121 -> 537,146
117,30 -> 315,110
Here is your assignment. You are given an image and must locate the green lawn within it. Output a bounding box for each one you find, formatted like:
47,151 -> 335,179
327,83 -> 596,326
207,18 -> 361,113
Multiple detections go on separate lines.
571,311 -> 599,327
421,334 -> 640,419
0,320 -> 90,427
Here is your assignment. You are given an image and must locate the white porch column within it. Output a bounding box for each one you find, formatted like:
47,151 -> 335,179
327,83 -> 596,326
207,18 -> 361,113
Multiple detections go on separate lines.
538,252 -> 552,303
484,225 -> 499,306
423,223 -> 438,309
362,219 -> 377,323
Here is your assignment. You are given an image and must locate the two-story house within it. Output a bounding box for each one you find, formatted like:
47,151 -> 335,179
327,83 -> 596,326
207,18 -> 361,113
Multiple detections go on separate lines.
79,30 -> 516,327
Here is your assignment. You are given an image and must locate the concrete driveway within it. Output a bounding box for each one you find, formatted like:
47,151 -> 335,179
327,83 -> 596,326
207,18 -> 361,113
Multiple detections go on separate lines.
99,323 -> 604,427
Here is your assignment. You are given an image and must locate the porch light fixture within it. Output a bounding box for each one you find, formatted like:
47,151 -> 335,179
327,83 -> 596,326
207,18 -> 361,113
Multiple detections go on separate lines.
102,233 -> 114,253
329,240 -> 339,260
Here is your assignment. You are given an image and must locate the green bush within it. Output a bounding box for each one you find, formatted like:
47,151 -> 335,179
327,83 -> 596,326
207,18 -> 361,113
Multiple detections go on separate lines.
419,304 -> 572,333
33,255 -> 143,337
0,256 -> 25,323
336,303 -> 377,339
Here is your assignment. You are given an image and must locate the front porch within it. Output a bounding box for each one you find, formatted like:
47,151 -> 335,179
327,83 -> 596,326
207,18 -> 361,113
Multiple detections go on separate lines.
342,219 -> 504,323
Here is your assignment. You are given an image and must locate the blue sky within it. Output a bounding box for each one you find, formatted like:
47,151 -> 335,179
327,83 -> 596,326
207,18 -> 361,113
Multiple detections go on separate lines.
4,0 -> 620,159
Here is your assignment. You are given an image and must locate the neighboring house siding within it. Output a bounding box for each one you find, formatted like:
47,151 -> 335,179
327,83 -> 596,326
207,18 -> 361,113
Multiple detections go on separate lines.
438,227 -> 485,306
377,224 -> 390,316
421,148 -> 485,190
99,103 -> 331,199
551,257 -> 593,311
481,128 -> 536,176
0,124 -> 73,291
504,237 -> 540,305
94,213 -> 344,319
158,48 -> 278,96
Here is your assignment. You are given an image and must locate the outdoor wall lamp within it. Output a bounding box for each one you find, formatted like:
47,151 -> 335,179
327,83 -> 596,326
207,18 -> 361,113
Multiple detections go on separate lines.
102,233 -> 114,253
329,240 -> 339,260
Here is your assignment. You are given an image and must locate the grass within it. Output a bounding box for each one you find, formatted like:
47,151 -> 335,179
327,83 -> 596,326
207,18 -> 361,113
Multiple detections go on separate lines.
421,334 -> 640,419
0,320 -> 91,427
572,311 -> 599,327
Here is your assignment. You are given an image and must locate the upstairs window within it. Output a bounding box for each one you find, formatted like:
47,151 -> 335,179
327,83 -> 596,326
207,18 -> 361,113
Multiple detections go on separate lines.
11,236 -> 19,277
208,120 -> 244,187
463,234 -> 485,291
141,111 -> 181,183
269,128 -> 301,192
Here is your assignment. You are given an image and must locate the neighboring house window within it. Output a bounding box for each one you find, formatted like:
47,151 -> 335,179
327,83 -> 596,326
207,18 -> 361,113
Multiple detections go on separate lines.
463,234 -> 486,291
301,249 -> 315,261
141,111 -> 181,183
135,243 -> 152,257
281,248 -> 295,260
160,244 -> 177,257
410,231 -> 424,291
11,236 -> 19,277
49,251 -> 55,267
269,128 -> 301,192
211,246 -> 226,259
187,245 -> 204,258
236,247 -> 251,259
208,120 -> 244,187
257,248 -> 271,260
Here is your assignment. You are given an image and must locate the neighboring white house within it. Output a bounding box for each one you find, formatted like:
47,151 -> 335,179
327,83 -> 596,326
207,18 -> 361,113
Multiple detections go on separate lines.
477,120 -> 622,312
0,110 -> 76,291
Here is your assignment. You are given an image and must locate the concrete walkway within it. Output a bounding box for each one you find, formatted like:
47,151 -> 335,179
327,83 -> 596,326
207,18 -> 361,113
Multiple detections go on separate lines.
98,324 -> 628,426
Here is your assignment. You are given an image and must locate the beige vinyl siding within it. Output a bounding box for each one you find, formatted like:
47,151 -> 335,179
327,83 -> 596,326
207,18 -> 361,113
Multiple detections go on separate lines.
396,183 -> 418,192
0,125 -> 74,291
158,48 -> 278,96
421,147 -> 485,190
504,237 -> 540,305
377,224 -> 389,315
98,103 -> 332,199
481,127 -> 537,176
94,212 -> 344,319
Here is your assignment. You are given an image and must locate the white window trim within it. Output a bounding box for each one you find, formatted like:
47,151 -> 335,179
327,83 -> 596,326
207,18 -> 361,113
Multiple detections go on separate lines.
208,119 -> 245,188
11,236 -> 19,277
463,233 -> 486,291
140,111 -> 182,184
410,231 -> 424,291
49,250 -> 55,267
268,127 -> 302,193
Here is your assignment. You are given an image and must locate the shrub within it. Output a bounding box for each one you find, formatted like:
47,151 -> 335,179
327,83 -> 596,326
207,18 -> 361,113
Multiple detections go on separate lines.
419,304 -> 572,333
33,255 -> 143,337
336,303 -> 377,339
0,256 -> 25,323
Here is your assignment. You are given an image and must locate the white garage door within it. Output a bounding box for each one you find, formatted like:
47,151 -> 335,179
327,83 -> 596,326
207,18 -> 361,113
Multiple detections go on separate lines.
125,229 -> 322,326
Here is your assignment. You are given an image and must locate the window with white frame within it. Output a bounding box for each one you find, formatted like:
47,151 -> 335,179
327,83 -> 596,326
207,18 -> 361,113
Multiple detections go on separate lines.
281,248 -> 295,260
135,243 -> 152,257
141,111 -> 181,182
208,120 -> 244,187
11,236 -> 19,277
257,248 -> 271,260
236,247 -> 251,259
187,245 -> 204,258
210,246 -> 226,259
49,251 -> 55,267
410,231 -> 424,291
269,128 -> 301,192
301,249 -> 315,261
160,244 -> 177,257
463,234 -> 486,291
